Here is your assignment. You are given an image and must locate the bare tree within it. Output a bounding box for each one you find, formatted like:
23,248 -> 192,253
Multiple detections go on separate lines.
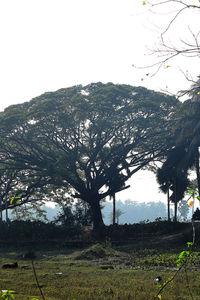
135,1 -> 200,79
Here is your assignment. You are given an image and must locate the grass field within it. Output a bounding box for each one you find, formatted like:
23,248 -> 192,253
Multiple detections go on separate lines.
0,240 -> 200,300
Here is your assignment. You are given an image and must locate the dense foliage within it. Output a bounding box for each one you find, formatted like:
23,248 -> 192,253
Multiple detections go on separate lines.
0,82 -> 179,234
157,77 -> 200,221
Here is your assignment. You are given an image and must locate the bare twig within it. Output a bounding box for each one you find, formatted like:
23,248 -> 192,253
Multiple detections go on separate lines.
31,260 -> 46,300
134,0 -> 200,77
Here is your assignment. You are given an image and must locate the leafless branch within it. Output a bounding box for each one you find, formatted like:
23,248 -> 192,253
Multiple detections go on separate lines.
134,0 -> 200,78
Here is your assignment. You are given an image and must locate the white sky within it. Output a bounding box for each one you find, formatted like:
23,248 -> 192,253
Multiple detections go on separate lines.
0,0 -> 199,208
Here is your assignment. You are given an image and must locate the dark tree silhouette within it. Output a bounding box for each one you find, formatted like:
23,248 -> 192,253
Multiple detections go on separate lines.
0,82 -> 179,235
157,146 -> 190,221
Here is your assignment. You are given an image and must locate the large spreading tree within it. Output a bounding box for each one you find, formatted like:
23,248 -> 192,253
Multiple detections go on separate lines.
0,82 -> 179,234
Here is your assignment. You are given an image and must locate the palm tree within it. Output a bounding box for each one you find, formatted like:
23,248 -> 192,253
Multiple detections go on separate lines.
109,208 -> 125,225
157,76 -> 200,220
175,77 -> 200,194
157,168 -> 171,221
157,146 -> 190,222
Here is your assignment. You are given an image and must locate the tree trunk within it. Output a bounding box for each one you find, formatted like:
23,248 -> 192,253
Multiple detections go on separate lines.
5,201 -> 8,223
174,201 -> 177,222
195,147 -> 200,196
113,193 -> 116,225
0,198 -> 2,221
174,179 -> 177,222
167,187 -> 170,221
89,199 -> 105,239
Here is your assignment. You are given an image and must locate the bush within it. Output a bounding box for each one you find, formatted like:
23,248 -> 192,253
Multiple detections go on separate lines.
105,221 -> 191,240
0,220 -> 82,244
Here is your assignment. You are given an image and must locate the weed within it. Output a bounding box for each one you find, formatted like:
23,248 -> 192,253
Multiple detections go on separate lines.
156,190 -> 200,300
1,290 -> 15,300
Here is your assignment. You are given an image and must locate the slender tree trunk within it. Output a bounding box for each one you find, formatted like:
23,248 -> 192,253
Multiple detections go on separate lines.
0,198 -> 2,221
195,147 -> 200,196
113,193 -> 116,225
89,199 -> 105,238
5,201 -> 8,223
174,201 -> 177,222
167,187 -> 170,221
174,179 -> 177,222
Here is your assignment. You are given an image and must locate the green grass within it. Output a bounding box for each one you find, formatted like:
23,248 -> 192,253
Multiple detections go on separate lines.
0,243 -> 200,299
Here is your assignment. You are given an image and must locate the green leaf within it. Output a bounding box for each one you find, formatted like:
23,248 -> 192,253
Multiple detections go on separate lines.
1,290 -> 16,300
10,196 -> 21,205
188,190 -> 197,195
187,242 -> 193,248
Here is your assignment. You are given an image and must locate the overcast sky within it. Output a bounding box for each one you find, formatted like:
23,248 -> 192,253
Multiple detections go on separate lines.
0,0 -> 199,209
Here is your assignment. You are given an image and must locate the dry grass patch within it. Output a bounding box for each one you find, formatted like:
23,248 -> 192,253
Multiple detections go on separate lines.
73,243 -> 120,260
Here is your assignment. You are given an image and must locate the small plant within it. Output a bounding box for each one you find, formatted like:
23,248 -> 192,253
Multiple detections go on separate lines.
176,242 -> 193,268
1,290 -> 39,300
1,291 -> 15,300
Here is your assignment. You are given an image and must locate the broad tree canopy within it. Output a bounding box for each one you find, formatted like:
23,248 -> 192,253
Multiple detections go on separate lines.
0,82 -> 179,232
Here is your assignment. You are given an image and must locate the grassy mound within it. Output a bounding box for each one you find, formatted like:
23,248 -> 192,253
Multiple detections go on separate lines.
74,243 -> 119,260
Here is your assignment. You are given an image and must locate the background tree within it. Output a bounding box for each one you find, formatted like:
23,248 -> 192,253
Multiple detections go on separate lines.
73,200 -> 93,226
178,200 -> 190,221
0,82 -> 179,235
109,208 -> 125,225
54,204 -> 75,226
157,76 -> 200,222
11,202 -> 48,222
171,77 -> 200,194
0,163 -> 71,222
157,146 -> 190,221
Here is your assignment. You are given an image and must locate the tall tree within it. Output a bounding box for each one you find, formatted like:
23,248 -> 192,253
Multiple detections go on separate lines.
0,82 -> 179,235
157,146 -> 190,221
172,77 -> 200,194
157,77 -> 200,222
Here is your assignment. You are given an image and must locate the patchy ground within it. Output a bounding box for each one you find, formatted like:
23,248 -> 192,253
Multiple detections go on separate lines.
0,240 -> 200,299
